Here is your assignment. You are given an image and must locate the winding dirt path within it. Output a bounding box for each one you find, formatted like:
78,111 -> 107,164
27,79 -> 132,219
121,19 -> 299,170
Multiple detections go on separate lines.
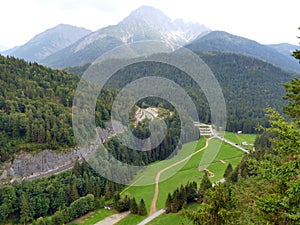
149,138 -> 210,215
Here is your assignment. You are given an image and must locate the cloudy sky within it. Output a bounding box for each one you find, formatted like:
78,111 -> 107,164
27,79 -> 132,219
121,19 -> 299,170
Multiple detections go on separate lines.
1,0 -> 299,49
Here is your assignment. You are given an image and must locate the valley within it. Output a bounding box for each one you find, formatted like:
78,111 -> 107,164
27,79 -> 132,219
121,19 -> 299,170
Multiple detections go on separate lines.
0,3 -> 299,225
67,131 -> 255,225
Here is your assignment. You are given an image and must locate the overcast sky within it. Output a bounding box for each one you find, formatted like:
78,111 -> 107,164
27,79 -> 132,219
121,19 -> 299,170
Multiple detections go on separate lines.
1,0 -> 299,48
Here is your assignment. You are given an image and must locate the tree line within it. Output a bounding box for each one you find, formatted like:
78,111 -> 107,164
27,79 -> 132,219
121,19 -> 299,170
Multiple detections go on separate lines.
0,160 -> 123,224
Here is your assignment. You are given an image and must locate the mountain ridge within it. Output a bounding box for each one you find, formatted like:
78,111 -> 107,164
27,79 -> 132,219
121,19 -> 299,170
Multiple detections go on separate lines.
3,24 -> 91,62
41,6 -> 209,68
186,31 -> 300,73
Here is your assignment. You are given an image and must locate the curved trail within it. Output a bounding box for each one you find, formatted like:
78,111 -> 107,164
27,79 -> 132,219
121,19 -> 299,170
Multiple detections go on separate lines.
120,175 -> 144,195
149,138 -> 210,215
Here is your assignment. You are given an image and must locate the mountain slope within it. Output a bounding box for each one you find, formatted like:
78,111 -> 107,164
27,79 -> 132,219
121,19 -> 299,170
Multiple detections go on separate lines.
42,6 -> 209,68
0,54 -> 79,162
3,24 -> 91,62
95,51 -> 293,133
186,31 -> 300,73
268,43 -> 299,59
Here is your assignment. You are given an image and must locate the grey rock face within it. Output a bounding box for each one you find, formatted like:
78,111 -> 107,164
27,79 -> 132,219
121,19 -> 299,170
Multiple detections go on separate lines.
0,120 -> 127,184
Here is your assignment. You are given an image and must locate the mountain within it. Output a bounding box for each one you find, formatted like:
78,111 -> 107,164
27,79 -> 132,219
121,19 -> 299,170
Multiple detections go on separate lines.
41,6 -> 209,68
3,24 -> 91,62
0,45 -> 8,52
186,31 -> 300,73
268,43 -> 299,59
91,51 -> 293,134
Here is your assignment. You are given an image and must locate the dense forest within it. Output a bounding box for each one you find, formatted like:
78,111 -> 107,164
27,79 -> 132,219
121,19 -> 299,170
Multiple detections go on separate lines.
0,160 -> 123,224
73,51 -> 295,133
171,51 -> 300,224
0,50 -> 293,164
0,55 -> 118,162
0,56 -> 78,161
0,44 -> 299,224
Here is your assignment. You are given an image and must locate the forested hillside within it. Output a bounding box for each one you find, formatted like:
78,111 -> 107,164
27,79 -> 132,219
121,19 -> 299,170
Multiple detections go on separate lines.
0,55 -> 123,163
0,55 -> 78,162
182,51 -> 300,224
0,48 -> 294,165
199,52 -> 294,132
98,51 -> 295,133
0,160 -> 123,224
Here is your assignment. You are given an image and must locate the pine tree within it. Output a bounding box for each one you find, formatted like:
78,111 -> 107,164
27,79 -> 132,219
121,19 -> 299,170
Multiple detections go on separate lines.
72,158 -> 82,177
138,198 -> 147,216
165,193 -> 172,213
223,163 -> 233,178
171,189 -> 180,213
69,183 -> 79,203
20,193 -> 30,225
198,173 -> 212,203
130,197 -> 138,214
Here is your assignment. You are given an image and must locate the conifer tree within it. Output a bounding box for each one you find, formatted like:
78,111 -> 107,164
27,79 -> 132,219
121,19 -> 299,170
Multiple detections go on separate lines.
130,197 -> 138,214
198,173 -> 212,203
223,163 -> 233,178
138,198 -> 147,216
165,193 -> 172,213
20,193 -> 30,224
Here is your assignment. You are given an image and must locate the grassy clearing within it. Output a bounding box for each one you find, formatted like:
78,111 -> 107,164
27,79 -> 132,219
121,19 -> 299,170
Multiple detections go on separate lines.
156,138 -> 243,209
68,208 -> 116,225
147,213 -> 184,225
122,137 -> 245,213
115,214 -> 146,225
121,140 -> 202,212
125,141 -> 199,187
224,132 -> 257,150
148,203 -> 198,225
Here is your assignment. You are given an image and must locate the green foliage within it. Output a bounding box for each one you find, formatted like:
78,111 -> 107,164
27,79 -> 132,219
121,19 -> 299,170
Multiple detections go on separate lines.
0,55 -> 117,162
185,44 -> 300,224
0,161 -> 122,224
114,195 -> 130,212
0,55 -> 79,161
198,173 -> 212,203
165,182 -> 198,213
223,163 -> 233,178
138,198 -> 147,216
101,52 -> 293,134
20,193 -> 30,224
99,111 -> 198,183
130,197 -> 138,214
283,78 -> 300,124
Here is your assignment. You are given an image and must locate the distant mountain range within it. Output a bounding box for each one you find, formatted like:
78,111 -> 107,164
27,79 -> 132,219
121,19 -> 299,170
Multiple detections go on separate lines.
2,6 -> 299,73
2,24 -> 91,62
268,43 -> 299,59
186,31 -> 300,73
41,6 -> 209,68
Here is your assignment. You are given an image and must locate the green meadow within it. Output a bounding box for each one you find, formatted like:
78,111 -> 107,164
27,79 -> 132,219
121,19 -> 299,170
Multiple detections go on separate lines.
121,136 -> 246,215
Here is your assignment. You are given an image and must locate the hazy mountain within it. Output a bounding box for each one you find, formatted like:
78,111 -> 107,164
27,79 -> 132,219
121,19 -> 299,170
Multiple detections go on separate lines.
42,6 -> 209,68
186,31 -> 300,73
268,43 -> 298,59
0,45 -> 8,52
3,24 -> 91,62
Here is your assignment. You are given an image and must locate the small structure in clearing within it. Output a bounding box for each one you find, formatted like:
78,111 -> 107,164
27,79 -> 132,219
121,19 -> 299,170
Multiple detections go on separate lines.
194,122 -> 213,136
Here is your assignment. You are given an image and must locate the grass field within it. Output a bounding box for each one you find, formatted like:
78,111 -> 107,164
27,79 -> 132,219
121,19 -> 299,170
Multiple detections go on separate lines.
147,203 -> 199,225
223,132 -> 257,150
68,208 -> 116,225
115,214 -> 146,225
120,136 -> 245,216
